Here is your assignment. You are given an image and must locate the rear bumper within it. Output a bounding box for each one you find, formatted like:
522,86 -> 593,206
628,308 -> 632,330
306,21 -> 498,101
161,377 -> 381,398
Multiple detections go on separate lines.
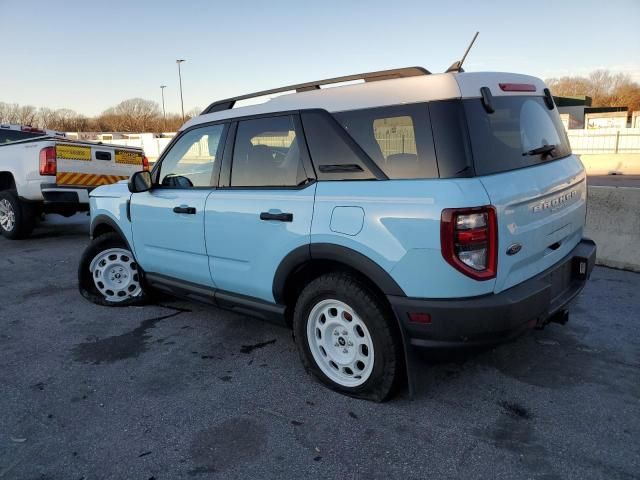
388,238 -> 596,348
41,184 -> 92,205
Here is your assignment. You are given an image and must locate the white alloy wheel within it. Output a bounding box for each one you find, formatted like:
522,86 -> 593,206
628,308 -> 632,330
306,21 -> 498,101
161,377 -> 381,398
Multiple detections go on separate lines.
0,199 -> 16,232
89,248 -> 142,303
306,299 -> 375,387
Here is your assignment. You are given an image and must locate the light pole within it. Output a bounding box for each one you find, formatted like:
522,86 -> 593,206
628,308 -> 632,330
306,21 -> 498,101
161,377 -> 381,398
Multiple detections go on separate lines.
176,59 -> 185,122
160,85 -> 166,131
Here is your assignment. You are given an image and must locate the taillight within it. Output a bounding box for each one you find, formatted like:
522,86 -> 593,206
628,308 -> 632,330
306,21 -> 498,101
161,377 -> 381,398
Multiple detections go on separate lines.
441,206 -> 497,280
39,146 -> 57,176
142,155 -> 149,171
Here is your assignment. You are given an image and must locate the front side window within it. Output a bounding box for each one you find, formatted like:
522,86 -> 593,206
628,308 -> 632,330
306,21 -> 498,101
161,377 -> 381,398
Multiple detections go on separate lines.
159,123 -> 226,188
231,115 -> 307,187
334,104 -> 438,179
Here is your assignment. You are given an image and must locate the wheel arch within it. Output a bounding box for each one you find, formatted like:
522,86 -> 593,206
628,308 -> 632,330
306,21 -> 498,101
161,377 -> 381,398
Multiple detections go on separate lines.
90,214 -> 133,251
274,243 -> 406,326
0,171 -> 16,191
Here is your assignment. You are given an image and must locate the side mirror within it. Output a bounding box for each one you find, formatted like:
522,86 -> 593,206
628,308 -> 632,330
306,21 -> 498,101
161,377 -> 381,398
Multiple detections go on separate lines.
128,170 -> 152,193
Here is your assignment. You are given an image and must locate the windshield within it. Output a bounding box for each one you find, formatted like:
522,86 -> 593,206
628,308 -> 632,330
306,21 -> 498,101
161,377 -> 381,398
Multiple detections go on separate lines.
463,96 -> 571,176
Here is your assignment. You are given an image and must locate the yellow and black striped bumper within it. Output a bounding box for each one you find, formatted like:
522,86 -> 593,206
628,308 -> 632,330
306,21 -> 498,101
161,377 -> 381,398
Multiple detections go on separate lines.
56,172 -> 130,187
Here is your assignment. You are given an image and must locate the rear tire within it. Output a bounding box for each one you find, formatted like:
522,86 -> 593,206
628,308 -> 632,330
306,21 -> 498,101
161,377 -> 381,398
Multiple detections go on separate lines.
293,272 -> 403,402
0,190 -> 35,239
78,232 -> 148,307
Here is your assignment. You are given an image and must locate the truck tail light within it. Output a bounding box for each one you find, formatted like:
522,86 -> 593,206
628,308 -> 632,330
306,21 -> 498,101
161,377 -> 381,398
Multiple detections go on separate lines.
39,146 -> 57,176
142,155 -> 150,171
441,206 -> 497,280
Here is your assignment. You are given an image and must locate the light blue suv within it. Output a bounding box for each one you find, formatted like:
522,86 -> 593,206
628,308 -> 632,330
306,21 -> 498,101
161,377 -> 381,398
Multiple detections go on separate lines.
79,67 -> 596,401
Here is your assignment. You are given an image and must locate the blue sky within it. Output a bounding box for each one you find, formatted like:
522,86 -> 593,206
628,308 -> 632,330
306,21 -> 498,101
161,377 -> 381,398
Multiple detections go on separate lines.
1,0 -> 638,116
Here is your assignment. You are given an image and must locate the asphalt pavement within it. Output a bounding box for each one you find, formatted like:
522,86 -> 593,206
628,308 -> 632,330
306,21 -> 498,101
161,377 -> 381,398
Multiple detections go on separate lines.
1,214 -> 639,479
588,175 -> 640,188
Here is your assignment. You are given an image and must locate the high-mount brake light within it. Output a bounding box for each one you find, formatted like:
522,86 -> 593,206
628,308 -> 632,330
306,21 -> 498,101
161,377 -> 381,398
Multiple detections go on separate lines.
39,146 -> 57,176
441,206 -> 497,280
499,83 -> 536,92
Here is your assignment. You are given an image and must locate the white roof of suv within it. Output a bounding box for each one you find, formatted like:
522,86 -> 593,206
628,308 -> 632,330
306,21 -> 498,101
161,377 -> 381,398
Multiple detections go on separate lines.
183,68 -> 546,131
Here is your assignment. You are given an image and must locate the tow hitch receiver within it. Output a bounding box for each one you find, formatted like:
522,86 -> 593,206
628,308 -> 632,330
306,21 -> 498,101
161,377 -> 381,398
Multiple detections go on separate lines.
535,310 -> 569,329
549,310 -> 569,325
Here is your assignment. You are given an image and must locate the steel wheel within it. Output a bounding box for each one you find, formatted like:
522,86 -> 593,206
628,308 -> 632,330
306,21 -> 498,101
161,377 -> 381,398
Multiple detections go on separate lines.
89,248 -> 142,303
0,198 -> 16,232
306,299 -> 375,387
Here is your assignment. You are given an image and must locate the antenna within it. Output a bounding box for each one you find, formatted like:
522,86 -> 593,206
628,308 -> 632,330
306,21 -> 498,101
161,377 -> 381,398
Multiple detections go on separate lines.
445,31 -> 479,73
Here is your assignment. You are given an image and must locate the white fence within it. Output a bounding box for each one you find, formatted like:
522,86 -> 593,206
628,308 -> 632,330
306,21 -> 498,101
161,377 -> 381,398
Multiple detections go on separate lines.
567,128 -> 640,154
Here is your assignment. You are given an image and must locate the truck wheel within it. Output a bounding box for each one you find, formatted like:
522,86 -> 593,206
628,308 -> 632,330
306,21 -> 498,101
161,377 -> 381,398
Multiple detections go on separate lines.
78,232 -> 147,307
0,191 -> 35,239
293,272 -> 403,402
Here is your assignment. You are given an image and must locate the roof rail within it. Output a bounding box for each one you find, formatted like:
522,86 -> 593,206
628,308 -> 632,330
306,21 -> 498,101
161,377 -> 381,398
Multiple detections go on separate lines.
201,66 -> 430,115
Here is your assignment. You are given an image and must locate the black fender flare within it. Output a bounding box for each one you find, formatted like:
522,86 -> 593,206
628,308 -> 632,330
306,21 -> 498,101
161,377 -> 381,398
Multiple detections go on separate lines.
272,243 -> 405,304
90,214 -> 133,251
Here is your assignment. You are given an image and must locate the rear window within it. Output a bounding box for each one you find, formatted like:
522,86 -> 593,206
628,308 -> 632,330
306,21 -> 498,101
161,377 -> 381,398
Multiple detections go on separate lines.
463,96 -> 571,176
334,104 -> 438,179
0,129 -> 42,144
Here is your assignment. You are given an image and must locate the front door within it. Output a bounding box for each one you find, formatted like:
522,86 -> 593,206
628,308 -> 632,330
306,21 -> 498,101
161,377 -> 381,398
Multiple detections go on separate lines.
205,114 -> 316,302
130,123 -> 227,287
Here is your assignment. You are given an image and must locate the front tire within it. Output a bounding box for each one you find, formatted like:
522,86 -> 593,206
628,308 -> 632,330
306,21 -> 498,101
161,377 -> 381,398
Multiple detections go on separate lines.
293,272 -> 403,402
0,190 -> 35,239
78,232 -> 147,307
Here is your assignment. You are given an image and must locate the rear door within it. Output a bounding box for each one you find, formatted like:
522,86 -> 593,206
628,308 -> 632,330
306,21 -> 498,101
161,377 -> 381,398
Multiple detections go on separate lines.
205,114 -> 316,303
461,95 -> 586,293
55,143 -> 145,187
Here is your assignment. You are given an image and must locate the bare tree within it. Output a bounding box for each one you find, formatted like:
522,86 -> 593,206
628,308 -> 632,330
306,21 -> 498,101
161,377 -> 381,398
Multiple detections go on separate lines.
100,98 -> 161,132
546,69 -> 640,112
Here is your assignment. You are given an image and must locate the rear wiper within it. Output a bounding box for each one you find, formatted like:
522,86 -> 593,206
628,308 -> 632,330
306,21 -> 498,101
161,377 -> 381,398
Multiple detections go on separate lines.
523,144 -> 556,157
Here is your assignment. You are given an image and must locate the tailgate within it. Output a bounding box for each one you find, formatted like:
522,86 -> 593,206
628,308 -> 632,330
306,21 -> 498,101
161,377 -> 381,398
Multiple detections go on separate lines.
480,155 -> 587,293
55,143 -> 144,187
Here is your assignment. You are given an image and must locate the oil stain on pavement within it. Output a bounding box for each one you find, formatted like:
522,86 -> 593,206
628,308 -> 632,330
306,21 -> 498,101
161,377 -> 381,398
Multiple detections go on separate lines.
71,310 -> 183,364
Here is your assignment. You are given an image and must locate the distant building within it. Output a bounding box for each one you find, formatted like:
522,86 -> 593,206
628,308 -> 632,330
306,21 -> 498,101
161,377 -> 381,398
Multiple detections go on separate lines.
555,95 -> 634,130
556,95 -> 591,129
584,107 -> 628,129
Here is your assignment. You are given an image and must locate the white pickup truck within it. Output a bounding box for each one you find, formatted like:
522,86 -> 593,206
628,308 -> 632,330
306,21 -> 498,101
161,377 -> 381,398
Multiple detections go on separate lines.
0,124 -> 147,239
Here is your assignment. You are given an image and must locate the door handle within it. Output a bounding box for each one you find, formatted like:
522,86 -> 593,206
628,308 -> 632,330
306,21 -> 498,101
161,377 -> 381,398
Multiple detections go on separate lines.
173,206 -> 196,214
260,211 -> 293,222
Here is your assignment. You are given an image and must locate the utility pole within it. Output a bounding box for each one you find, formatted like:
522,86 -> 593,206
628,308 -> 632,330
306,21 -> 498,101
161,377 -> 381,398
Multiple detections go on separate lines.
176,59 -> 185,122
160,85 -> 166,131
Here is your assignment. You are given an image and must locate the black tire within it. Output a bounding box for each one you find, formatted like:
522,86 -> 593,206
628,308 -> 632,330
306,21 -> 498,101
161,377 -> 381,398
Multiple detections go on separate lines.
293,272 -> 403,402
0,190 -> 35,239
78,232 -> 148,307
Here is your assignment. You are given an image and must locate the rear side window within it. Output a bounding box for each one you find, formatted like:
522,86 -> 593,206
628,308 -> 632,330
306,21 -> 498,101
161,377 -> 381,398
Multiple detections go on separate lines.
300,110 -> 375,180
463,96 -> 571,176
334,104 -> 438,179
231,115 -> 308,187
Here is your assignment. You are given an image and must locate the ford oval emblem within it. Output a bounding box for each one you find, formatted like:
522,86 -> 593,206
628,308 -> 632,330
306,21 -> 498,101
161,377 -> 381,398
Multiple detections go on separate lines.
506,244 -> 522,256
